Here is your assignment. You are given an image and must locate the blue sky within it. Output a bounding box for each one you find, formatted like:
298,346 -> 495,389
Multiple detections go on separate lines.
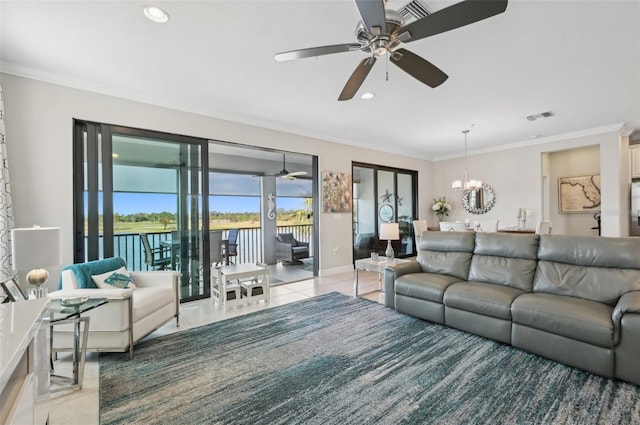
113,193 -> 306,215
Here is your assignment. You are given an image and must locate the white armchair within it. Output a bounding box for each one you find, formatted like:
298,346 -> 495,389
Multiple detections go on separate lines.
48,258 -> 179,358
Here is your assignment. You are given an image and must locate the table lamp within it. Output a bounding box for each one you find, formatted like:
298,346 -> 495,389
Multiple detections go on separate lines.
11,226 -> 61,298
380,222 -> 400,260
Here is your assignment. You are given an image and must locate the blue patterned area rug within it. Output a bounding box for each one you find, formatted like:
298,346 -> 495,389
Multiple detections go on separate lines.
100,292 -> 640,425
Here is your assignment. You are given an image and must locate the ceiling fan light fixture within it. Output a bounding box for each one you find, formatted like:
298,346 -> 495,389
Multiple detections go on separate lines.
143,5 -> 170,23
361,92 -> 375,100
373,46 -> 387,56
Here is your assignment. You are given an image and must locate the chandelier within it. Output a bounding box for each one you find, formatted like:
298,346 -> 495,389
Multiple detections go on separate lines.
452,129 -> 482,191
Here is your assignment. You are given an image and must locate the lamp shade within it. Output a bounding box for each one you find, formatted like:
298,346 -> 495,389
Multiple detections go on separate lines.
380,223 -> 399,241
11,226 -> 61,270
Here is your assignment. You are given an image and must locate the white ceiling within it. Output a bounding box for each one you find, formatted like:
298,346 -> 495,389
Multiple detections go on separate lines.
1,0 -> 639,160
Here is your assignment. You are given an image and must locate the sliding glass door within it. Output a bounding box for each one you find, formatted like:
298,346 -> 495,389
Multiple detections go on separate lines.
74,122 -> 209,301
352,162 -> 418,260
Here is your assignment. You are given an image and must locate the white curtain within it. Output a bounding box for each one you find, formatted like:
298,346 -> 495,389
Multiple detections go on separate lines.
0,84 -> 15,281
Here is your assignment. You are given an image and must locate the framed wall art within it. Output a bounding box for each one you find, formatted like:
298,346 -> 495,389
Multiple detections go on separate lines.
322,171 -> 352,213
558,174 -> 601,213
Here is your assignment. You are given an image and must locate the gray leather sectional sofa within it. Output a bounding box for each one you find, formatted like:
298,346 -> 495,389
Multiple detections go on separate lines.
384,231 -> 640,386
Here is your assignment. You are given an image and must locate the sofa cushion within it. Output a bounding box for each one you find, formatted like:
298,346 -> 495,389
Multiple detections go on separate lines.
468,233 -> 539,291
395,273 -> 462,303
92,266 -> 137,289
533,235 -> 640,304
511,293 -> 614,348
132,286 -> 175,323
416,232 -> 475,281
537,235 -> 640,269
469,256 -> 538,292
59,257 -> 127,289
533,261 -> 640,305
444,281 -> 526,320
474,233 -> 540,260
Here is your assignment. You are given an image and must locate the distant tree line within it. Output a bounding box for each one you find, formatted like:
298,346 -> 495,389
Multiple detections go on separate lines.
112,207 -> 312,226
114,212 -> 175,223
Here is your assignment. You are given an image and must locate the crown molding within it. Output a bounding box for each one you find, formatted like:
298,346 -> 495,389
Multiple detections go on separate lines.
432,123 -> 627,162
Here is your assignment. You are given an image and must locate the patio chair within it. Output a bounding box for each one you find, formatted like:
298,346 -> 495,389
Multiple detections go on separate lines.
226,228 -> 239,264
210,230 -> 226,266
140,233 -> 172,270
275,233 -> 309,265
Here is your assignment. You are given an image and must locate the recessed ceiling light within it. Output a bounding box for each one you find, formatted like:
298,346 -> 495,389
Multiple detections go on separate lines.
143,5 -> 170,23
361,92 -> 375,100
112,153 -> 120,159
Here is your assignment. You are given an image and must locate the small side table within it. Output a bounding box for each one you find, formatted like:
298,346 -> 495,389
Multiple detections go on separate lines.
48,298 -> 108,392
354,257 -> 411,297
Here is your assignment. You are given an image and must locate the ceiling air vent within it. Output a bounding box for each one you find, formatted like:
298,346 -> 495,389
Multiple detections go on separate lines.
526,111 -> 554,122
397,0 -> 432,24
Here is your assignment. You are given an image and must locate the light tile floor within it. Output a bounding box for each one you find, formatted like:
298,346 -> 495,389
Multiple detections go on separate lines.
49,269 -> 385,425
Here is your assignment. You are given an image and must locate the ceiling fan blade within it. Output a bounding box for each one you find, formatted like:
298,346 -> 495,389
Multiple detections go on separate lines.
390,48 -> 448,88
396,0 -> 508,43
353,0 -> 386,35
275,44 -> 362,62
338,57 -> 377,101
284,171 -> 308,178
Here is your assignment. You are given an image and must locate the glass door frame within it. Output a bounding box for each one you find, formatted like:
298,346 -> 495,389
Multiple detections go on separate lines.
351,161 -> 418,261
73,120 -> 210,302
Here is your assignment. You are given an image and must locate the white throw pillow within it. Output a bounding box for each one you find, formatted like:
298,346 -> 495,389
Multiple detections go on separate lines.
92,266 -> 137,289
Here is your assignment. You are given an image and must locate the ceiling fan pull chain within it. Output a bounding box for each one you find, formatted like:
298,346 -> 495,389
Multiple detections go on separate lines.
385,53 -> 389,81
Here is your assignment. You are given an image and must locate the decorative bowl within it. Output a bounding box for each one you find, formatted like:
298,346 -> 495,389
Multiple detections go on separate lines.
60,296 -> 89,307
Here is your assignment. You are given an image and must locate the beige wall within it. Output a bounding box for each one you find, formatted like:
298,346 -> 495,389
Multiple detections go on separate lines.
431,131 -> 628,236
1,73 -> 433,288
1,73 -> 631,292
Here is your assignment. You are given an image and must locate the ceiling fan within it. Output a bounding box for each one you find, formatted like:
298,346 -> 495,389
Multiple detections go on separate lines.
275,0 -> 508,101
255,154 -> 308,180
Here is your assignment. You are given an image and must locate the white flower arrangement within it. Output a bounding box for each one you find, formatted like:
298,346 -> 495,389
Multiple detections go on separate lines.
432,197 -> 452,221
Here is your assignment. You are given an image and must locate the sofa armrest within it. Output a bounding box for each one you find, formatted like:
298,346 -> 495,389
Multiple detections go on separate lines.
613,291 -> 640,326
130,271 -> 180,323
60,269 -> 80,290
613,291 -> 640,384
48,288 -> 133,300
275,241 -> 293,261
383,262 -> 421,309
130,271 -> 179,289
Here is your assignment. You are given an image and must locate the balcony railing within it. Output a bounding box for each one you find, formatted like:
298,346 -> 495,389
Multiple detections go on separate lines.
98,224 -> 313,271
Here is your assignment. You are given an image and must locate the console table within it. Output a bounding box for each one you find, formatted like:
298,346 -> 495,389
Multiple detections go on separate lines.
0,299 -> 49,425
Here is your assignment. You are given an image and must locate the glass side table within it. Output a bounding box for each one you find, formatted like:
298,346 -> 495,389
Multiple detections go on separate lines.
48,297 -> 108,392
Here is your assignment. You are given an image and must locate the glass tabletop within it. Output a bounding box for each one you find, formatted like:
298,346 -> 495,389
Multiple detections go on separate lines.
49,297 -> 108,321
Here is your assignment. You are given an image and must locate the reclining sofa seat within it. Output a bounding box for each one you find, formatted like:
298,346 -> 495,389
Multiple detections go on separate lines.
444,232 -> 539,344
511,235 -> 640,381
385,231 -> 475,324
385,231 -> 640,386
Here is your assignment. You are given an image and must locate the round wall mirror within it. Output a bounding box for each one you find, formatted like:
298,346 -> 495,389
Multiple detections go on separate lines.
462,184 -> 496,215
